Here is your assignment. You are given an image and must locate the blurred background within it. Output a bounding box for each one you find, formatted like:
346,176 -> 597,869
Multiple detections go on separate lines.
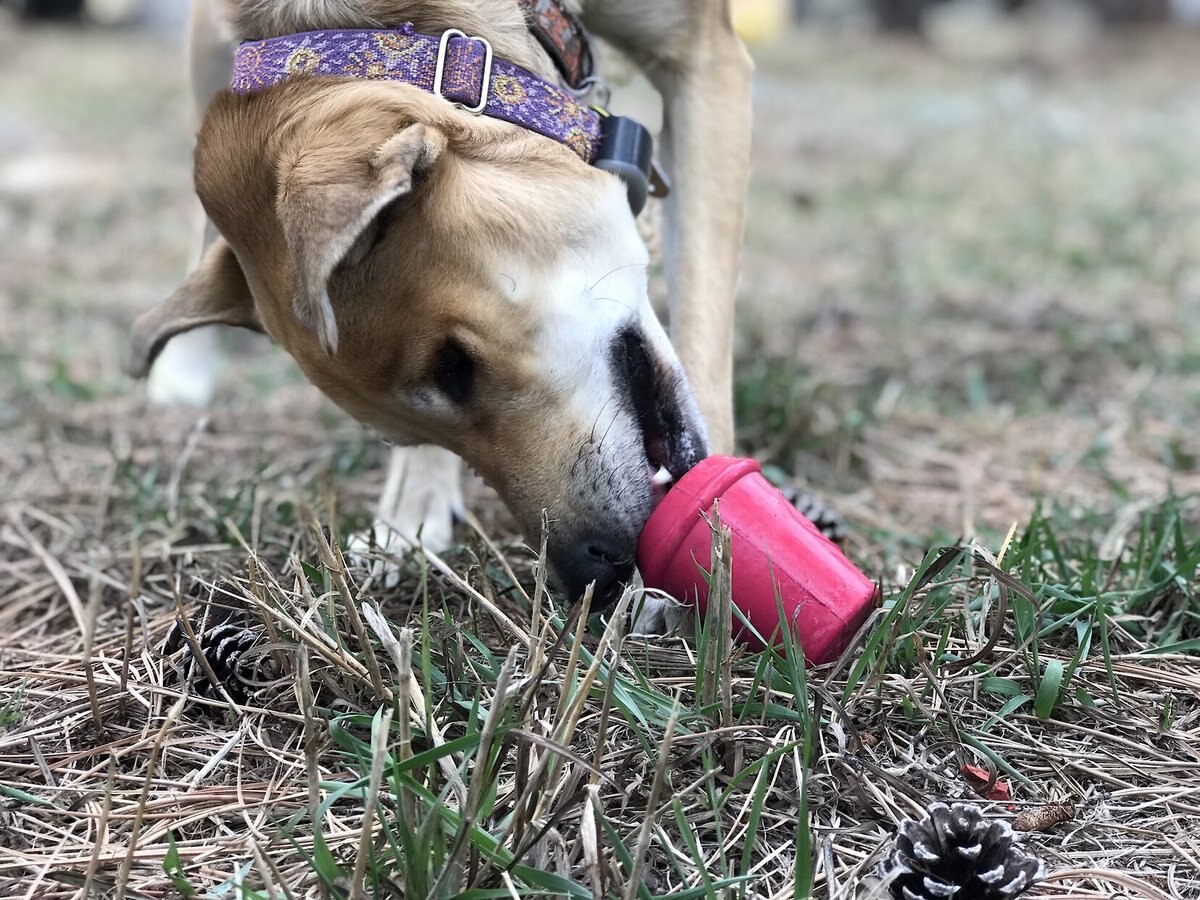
2,0 -> 1199,561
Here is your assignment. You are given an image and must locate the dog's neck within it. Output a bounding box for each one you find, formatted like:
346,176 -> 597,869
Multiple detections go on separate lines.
225,0 -> 562,83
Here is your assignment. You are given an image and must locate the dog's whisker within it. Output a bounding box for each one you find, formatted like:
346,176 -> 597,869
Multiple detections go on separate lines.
588,397 -> 614,445
586,261 -> 648,294
592,296 -> 637,314
594,406 -> 621,457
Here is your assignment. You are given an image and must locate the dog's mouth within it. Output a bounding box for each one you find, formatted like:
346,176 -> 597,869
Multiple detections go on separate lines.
545,326 -> 706,609
645,427 -> 680,509
613,326 -> 706,507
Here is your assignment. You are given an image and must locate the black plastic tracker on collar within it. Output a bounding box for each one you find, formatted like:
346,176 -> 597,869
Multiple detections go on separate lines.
593,114 -> 654,217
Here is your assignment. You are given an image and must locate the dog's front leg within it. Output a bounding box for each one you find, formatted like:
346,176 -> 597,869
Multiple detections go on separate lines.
584,1 -> 753,455
347,445 -> 465,587
656,26 -> 752,456
147,0 -> 236,407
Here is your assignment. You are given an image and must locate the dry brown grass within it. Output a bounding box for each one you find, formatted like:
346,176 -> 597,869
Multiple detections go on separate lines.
3,400 -> 1199,897
3,6 -> 1200,899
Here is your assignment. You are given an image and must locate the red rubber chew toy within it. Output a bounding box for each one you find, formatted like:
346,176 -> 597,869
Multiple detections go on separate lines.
637,456 -> 878,664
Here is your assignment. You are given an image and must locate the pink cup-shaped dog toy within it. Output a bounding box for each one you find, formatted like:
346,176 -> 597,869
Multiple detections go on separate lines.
637,456 -> 878,664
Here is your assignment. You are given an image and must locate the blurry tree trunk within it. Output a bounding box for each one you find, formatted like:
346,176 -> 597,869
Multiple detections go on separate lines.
14,0 -> 85,17
1090,0 -> 1169,22
869,0 -> 1043,34
871,0 -> 931,32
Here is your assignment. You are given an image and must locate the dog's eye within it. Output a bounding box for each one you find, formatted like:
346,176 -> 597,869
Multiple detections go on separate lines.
433,340 -> 475,405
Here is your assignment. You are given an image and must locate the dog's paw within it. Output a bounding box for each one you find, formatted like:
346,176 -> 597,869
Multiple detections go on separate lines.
345,523 -> 413,589
347,446 -> 465,588
146,327 -> 220,406
630,592 -> 690,638
345,515 -> 457,588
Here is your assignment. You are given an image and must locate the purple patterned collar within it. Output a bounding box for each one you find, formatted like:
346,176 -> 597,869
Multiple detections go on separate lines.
231,24 -> 603,163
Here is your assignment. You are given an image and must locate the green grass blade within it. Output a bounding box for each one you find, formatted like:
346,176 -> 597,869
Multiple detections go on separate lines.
1034,659 -> 1065,720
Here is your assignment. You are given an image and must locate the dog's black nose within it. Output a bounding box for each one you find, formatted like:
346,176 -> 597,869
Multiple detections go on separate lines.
554,539 -> 635,609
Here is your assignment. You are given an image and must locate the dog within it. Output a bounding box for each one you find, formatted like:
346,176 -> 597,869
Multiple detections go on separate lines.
130,0 -> 752,617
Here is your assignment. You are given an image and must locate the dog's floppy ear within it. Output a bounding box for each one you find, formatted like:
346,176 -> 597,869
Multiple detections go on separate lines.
277,122 -> 442,356
129,237 -> 262,378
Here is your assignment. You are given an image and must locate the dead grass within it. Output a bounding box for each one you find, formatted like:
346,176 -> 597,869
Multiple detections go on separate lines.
2,5 -> 1200,899
3,417 -> 1199,897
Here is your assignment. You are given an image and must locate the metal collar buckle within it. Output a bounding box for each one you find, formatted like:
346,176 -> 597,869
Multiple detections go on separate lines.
433,29 -> 493,115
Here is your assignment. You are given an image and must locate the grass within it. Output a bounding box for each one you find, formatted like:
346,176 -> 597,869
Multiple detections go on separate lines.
5,459 -> 1198,896
4,7 -> 1200,899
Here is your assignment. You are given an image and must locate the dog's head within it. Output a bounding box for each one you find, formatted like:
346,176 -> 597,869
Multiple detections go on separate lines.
131,80 -> 707,604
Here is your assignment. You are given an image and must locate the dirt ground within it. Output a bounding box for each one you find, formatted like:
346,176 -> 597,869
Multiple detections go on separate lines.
3,3 -> 1200,897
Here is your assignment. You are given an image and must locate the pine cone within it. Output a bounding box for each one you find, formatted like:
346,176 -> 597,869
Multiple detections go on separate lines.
878,803 -> 1044,900
779,485 -> 847,544
164,618 -> 263,702
163,587 -> 264,703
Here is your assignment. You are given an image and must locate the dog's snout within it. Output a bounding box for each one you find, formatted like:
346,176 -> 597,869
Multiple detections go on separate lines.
554,538 -> 636,609
615,328 -> 655,398
610,325 -> 708,480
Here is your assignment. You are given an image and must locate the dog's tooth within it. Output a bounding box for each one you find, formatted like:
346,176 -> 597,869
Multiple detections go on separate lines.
652,466 -> 673,486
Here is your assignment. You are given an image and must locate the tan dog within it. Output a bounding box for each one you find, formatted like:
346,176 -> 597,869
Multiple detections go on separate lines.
131,0 -> 751,613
